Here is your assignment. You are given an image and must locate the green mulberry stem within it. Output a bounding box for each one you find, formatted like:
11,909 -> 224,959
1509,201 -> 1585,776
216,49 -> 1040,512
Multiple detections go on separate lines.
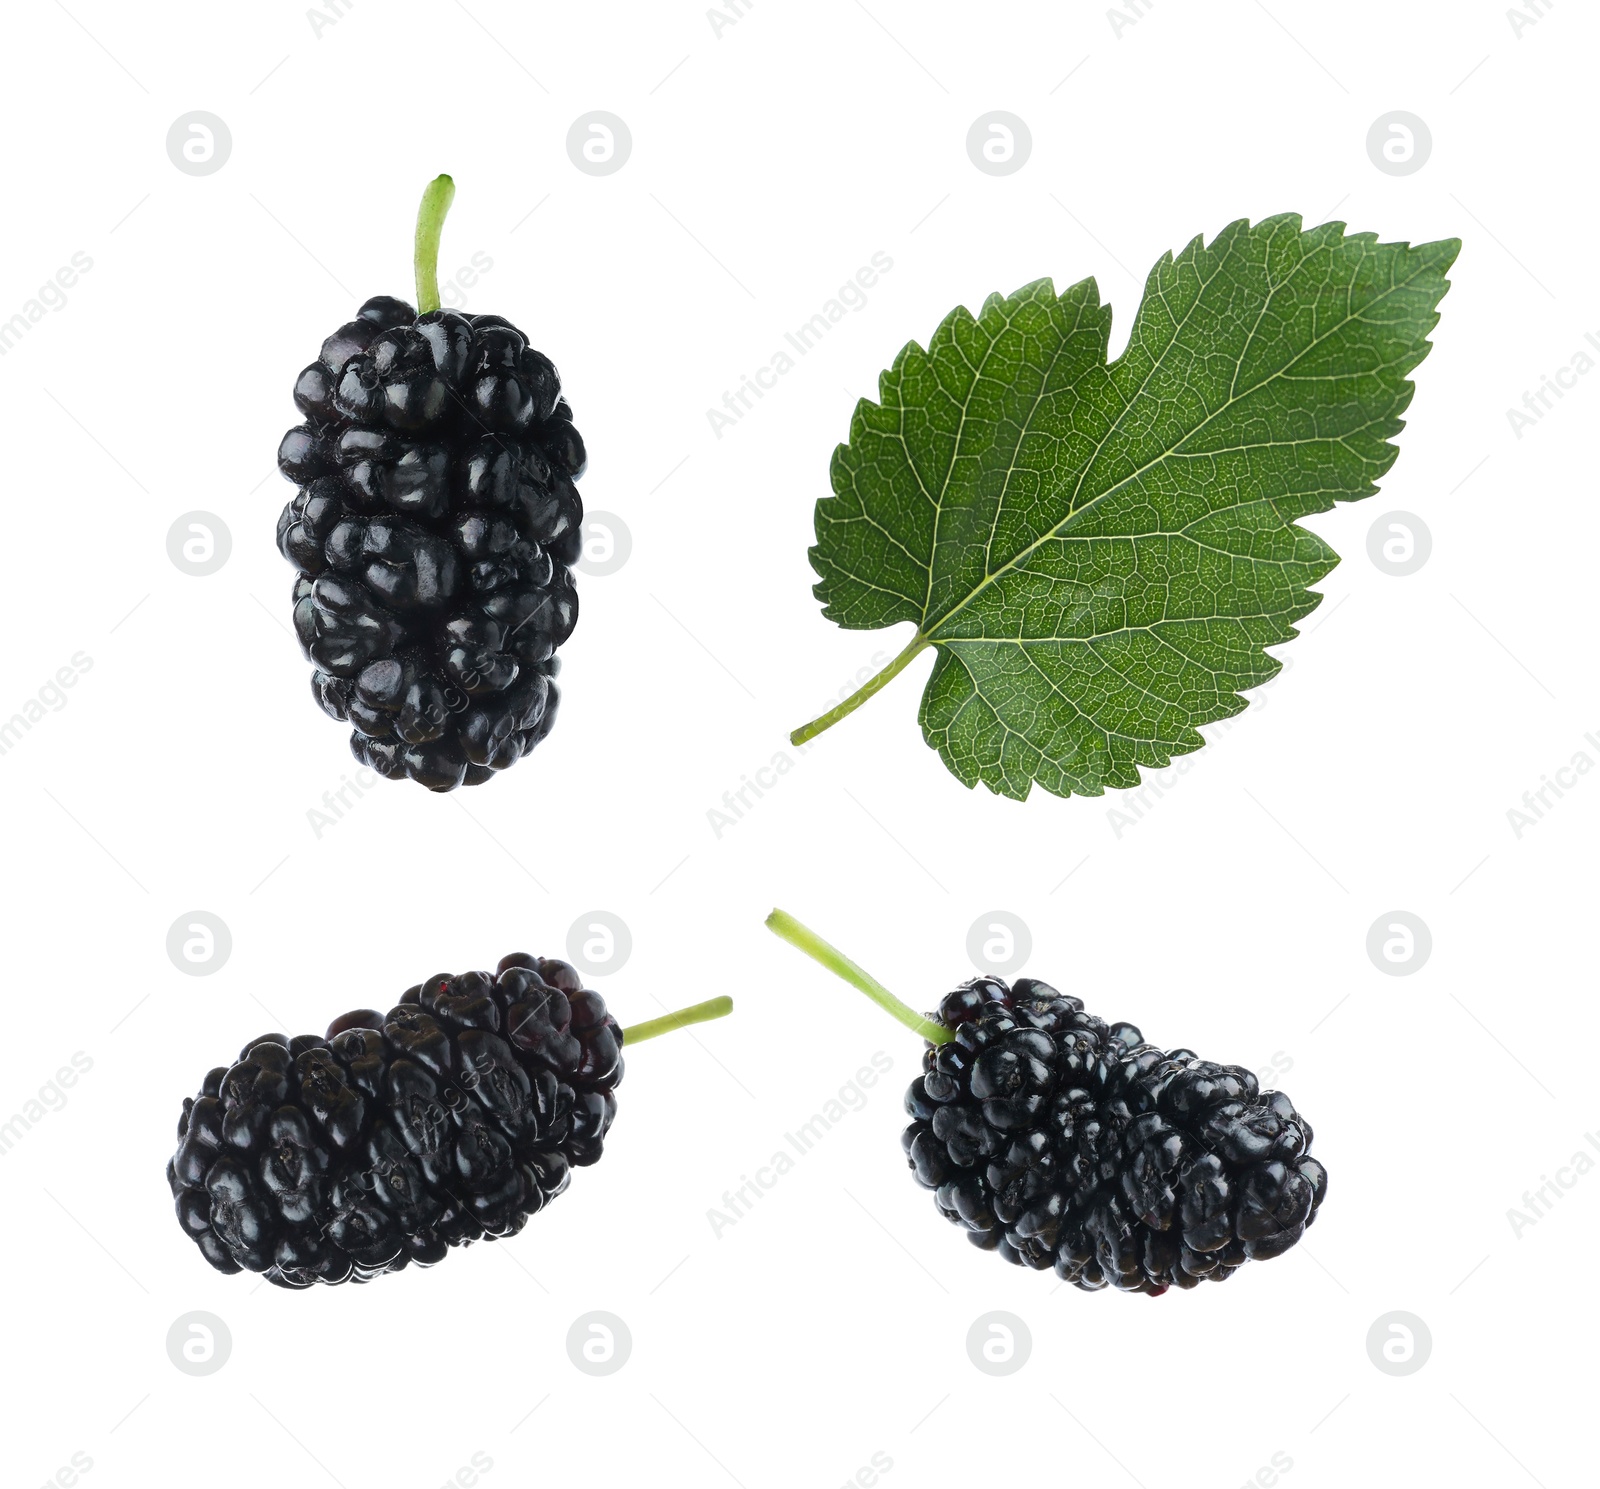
765,908 -> 952,1045
620,996 -> 734,1046
413,173 -> 456,314
789,633 -> 930,746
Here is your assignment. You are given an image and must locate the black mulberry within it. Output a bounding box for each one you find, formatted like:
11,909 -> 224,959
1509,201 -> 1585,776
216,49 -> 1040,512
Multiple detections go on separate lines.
167,954 -> 730,1287
275,176 -> 584,790
768,910 -> 1326,1297
903,976 -> 1325,1294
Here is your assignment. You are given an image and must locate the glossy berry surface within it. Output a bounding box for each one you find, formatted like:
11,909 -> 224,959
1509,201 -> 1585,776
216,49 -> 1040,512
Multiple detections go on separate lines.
167,954 -> 621,1287
902,977 -> 1327,1295
276,296 -> 585,790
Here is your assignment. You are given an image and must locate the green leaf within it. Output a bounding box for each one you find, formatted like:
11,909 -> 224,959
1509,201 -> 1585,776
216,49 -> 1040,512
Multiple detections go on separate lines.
794,214 -> 1458,800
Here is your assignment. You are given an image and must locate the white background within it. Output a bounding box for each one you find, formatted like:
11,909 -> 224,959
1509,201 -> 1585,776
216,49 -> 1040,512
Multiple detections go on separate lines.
0,2 -> 1592,1486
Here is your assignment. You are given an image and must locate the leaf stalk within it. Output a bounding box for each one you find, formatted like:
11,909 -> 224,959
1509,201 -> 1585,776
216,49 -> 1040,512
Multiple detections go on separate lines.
789,634 -> 931,746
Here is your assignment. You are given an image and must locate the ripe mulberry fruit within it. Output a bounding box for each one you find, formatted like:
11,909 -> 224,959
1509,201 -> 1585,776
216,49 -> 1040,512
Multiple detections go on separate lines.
166,954 -> 730,1287
275,176 -> 584,790
767,910 -> 1326,1296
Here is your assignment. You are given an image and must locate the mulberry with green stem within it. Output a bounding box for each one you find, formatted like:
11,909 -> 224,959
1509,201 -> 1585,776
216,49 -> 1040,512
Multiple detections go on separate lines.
766,910 -> 1326,1296
167,953 -> 731,1287
276,175 -> 587,790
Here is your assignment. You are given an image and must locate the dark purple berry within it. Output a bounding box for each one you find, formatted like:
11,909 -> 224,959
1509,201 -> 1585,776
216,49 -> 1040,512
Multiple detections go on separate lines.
168,954 -> 623,1287
277,290 -> 585,790
905,977 -> 1326,1296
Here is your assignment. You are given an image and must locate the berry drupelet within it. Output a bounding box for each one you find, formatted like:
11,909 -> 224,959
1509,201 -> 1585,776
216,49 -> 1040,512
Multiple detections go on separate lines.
767,911 -> 1327,1297
166,955 -> 730,1288
275,177 -> 585,790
